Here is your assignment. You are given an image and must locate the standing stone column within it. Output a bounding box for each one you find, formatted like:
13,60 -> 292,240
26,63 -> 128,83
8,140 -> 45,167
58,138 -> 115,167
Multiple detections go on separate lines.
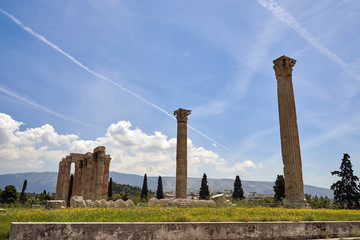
81,153 -> 93,200
55,160 -> 65,200
61,157 -> 72,201
273,55 -> 309,208
94,146 -> 105,200
101,155 -> 111,199
174,108 -> 191,199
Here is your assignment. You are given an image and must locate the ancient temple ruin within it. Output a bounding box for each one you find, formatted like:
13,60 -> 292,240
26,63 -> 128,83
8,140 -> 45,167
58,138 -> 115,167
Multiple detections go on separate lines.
55,146 -> 111,201
273,55 -> 309,208
174,108 -> 191,199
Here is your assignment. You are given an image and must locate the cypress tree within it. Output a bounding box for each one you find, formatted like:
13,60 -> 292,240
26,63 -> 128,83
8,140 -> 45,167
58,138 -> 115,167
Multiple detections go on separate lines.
67,174 -> 74,207
199,173 -> 210,200
273,174 -> 285,201
108,177 -> 113,199
0,185 -> 17,203
156,176 -> 164,199
20,179 -> 28,204
140,174 -> 148,202
331,153 -> 360,209
232,175 -> 244,200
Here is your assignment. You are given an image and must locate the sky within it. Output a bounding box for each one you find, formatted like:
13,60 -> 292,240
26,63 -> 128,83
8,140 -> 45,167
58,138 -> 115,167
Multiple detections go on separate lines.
0,0 -> 359,189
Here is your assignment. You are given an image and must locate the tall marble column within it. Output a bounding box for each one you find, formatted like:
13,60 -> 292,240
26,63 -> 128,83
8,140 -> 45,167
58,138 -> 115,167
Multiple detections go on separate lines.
81,153 -> 93,200
101,155 -> 111,199
273,55 -> 309,208
94,146 -> 105,200
55,160 -> 65,200
61,157 -> 71,201
174,108 -> 191,199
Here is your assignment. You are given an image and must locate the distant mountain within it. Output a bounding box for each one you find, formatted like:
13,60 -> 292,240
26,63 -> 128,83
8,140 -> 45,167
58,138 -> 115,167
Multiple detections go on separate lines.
0,171 -> 333,198
0,172 -> 58,194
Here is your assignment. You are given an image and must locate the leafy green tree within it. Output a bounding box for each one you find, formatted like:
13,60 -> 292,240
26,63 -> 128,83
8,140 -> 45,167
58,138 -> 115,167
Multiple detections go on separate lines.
108,177 -> 113,199
273,175 -> 285,202
305,193 -> 333,209
39,190 -> 52,203
112,182 -> 141,195
156,176 -> 164,199
140,174 -> 148,202
122,192 -> 129,201
232,175 -> 244,200
331,153 -> 360,209
67,174 -> 74,207
199,173 -> 210,200
0,185 -> 17,203
20,179 -> 28,204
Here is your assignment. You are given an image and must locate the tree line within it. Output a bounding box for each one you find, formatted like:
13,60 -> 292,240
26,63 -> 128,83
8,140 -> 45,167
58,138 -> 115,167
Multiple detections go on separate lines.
1,153 -> 358,209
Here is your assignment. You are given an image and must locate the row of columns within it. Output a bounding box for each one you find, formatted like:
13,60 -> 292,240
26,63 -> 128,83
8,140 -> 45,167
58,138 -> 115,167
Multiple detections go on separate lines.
54,56 -> 308,208
174,56 -> 308,208
55,146 -> 111,201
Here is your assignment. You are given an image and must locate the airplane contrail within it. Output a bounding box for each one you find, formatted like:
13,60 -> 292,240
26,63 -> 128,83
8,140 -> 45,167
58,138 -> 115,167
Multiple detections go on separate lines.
0,86 -> 92,126
258,0 -> 360,82
0,8 -> 230,151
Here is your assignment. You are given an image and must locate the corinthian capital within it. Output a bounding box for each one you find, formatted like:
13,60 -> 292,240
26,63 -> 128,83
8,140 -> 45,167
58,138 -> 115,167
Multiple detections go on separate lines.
174,108 -> 191,122
273,55 -> 296,77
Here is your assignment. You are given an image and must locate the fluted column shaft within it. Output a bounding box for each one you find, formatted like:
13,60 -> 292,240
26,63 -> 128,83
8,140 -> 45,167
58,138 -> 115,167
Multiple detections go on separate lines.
81,153 -> 93,200
273,55 -> 308,208
61,158 -> 71,201
55,160 -> 65,200
174,108 -> 191,199
101,156 -> 111,199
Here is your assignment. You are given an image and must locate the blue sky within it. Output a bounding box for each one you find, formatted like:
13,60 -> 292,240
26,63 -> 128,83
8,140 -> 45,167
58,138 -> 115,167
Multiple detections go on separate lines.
0,0 -> 359,189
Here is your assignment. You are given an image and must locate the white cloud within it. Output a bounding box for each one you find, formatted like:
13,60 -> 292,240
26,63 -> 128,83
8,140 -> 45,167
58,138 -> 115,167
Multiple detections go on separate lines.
0,113 -> 74,169
0,112 -> 252,177
216,160 -> 256,174
0,8 -> 228,151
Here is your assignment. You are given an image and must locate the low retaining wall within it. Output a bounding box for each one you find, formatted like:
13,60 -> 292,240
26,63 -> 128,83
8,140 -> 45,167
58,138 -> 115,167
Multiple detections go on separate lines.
10,221 -> 360,240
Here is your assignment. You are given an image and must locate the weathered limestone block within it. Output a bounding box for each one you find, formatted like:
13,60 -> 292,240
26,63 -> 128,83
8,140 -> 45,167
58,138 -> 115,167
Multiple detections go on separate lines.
114,199 -> 126,208
211,194 -> 226,204
173,198 -> 192,207
70,196 -> 86,208
107,200 -> 115,208
208,200 -> 216,207
168,199 -> 177,207
125,199 -> 135,208
45,200 -> 66,209
158,198 -> 171,207
93,200 -> 101,208
148,198 -> 159,207
84,200 -> 93,207
99,199 -> 109,208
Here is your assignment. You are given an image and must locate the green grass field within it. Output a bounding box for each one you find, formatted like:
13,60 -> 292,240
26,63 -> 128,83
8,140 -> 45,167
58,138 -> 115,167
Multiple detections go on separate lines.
2,206 -> 360,239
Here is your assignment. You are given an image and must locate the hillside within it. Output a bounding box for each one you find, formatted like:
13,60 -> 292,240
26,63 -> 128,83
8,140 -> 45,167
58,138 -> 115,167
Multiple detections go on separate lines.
0,171 -> 333,198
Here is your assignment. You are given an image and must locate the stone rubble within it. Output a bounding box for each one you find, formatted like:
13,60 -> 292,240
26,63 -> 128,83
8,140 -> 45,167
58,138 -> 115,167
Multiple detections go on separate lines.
62,196 -> 225,208
45,200 -> 66,209
70,196 -> 86,208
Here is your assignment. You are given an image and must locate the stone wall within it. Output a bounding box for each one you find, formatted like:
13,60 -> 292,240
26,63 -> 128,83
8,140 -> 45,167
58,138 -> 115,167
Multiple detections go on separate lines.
10,221 -> 360,240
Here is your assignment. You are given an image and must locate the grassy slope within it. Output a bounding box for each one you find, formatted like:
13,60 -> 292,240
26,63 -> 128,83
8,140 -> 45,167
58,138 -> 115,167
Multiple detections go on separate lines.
2,207 -> 360,239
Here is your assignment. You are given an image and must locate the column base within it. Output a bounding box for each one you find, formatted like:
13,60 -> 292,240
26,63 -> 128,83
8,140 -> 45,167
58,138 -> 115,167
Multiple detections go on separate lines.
283,197 -> 311,209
